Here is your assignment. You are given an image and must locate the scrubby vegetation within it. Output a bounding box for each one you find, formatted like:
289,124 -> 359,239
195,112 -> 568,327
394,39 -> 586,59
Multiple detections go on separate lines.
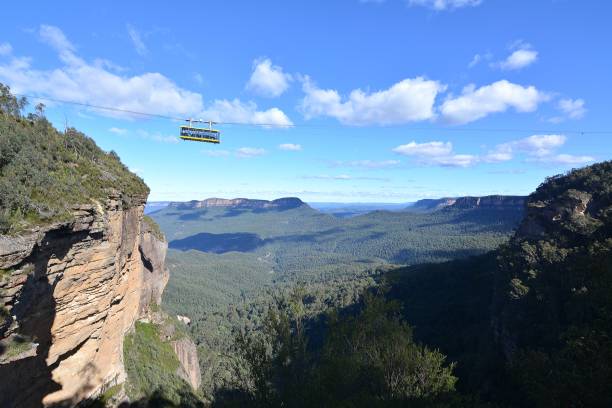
0,83 -> 148,234
123,321 -> 203,407
143,215 -> 165,241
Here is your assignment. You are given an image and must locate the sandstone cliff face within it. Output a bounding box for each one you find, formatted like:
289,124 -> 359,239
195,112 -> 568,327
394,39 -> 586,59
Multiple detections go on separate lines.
411,195 -> 525,212
172,337 -> 202,391
0,193 -> 194,407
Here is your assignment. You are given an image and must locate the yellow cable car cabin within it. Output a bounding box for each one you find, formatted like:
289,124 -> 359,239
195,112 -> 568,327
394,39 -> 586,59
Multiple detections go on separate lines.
180,124 -> 221,143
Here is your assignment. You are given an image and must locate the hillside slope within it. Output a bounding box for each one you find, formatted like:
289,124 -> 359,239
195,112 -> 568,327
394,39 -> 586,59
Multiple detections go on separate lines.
387,161 -> 612,406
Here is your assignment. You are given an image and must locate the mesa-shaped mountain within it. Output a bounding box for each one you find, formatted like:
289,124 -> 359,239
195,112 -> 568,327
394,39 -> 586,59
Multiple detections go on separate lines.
170,197 -> 306,211
410,195 -> 526,212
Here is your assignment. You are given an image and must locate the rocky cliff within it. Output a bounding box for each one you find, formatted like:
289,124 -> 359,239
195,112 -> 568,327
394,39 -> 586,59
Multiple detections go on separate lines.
411,195 -> 525,212
0,193 -> 199,407
171,197 -> 306,210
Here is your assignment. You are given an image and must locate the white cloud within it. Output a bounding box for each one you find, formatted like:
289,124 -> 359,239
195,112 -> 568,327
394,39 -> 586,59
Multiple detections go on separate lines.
39,25 -> 75,54
392,141 -> 453,157
300,76 -> 445,125
0,25 -> 292,127
393,135 -> 593,168
308,174 -> 352,180
440,80 -> 549,124
236,147 -> 266,158
278,143 -> 302,151
468,54 -> 481,68
392,141 -> 476,167
494,42 -> 538,70
430,154 -> 479,167
408,0 -> 482,10
246,58 -> 292,98
0,25 -> 202,118
543,154 -> 595,165
468,52 -> 493,68
202,99 -> 293,127
0,43 -> 12,56
109,127 -> 127,135
558,98 -> 586,120
127,24 -> 148,56
484,134 -> 567,162
333,160 -> 401,169
202,150 -> 230,157
483,134 -> 594,166
303,174 -> 388,181
513,134 -> 566,157
194,73 -> 204,85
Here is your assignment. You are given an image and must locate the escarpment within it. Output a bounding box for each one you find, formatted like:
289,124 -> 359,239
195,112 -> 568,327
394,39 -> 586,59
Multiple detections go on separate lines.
0,192 -> 200,407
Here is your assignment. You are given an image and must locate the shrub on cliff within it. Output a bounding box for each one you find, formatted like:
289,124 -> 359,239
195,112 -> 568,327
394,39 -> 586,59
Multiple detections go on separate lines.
0,83 -> 149,234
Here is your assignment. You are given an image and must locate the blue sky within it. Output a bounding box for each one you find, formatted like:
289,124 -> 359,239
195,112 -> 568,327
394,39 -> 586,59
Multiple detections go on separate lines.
1,0 -> 610,202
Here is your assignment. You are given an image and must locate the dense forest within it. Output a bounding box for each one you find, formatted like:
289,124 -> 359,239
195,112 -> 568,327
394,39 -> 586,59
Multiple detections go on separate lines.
151,193 -> 525,400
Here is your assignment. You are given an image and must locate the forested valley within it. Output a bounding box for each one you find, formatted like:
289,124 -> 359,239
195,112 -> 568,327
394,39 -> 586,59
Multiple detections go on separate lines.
150,193 -> 526,405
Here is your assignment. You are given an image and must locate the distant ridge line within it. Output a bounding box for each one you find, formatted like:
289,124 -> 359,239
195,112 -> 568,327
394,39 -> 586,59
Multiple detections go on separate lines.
168,197 -> 306,210
411,195 -> 526,211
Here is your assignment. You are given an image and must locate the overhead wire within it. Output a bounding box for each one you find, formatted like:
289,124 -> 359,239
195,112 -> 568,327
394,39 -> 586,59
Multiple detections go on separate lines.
14,93 -> 612,135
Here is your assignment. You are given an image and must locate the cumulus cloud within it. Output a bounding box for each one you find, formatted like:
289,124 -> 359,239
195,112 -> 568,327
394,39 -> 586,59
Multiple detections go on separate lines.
127,24 -> 148,56
430,154 -> 479,167
408,0 -> 482,10
0,42 -> 12,56
392,135 -> 593,168
300,76 -> 445,125
332,160 -> 401,169
236,147 -> 266,158
202,99 -> 293,127
484,134 -> 594,165
0,25 -> 292,127
484,134 -> 566,162
393,140 -> 476,167
494,43 -> 538,70
558,98 -> 586,120
246,58 -> 292,97
278,143 -> 302,151
440,80 -> 549,124
392,141 -> 452,157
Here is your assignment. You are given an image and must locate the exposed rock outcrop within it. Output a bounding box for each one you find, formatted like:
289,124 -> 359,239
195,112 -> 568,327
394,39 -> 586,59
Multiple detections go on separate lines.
411,195 -> 525,212
0,192 -> 197,407
172,337 -> 202,391
493,162 -> 612,362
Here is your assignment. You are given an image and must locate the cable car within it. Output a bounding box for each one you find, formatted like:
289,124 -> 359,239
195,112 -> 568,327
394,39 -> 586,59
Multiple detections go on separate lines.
180,120 -> 221,144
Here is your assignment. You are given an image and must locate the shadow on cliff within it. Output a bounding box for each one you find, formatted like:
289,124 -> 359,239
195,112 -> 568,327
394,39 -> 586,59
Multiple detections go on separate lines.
0,226 -> 93,408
